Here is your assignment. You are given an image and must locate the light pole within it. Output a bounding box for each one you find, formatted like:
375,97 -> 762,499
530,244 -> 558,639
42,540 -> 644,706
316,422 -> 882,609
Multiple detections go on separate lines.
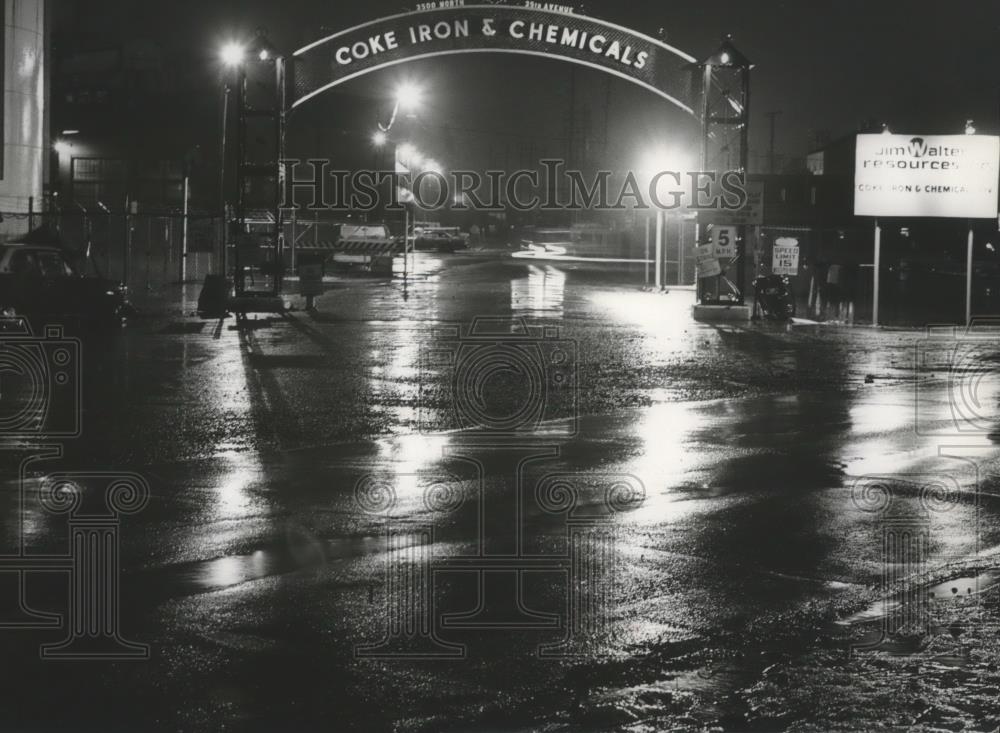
217,30 -> 285,298
219,41 -> 245,278
374,83 -> 426,283
371,131 -> 388,225
395,142 -> 422,282
639,145 -> 692,288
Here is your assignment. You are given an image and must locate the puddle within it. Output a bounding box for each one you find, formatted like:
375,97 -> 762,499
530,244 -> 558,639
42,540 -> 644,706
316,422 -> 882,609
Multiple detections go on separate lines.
576,664 -> 755,730
926,571 -> 999,599
839,569 -> 1000,627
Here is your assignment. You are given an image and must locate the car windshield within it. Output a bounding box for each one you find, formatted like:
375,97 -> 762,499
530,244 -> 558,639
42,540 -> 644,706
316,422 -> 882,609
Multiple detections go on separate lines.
37,250 -> 76,277
8,248 -> 76,277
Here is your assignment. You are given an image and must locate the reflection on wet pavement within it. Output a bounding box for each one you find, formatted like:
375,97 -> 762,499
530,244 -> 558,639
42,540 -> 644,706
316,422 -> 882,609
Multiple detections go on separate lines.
148,534 -> 426,596
6,253 -> 1000,730
511,264 -> 567,317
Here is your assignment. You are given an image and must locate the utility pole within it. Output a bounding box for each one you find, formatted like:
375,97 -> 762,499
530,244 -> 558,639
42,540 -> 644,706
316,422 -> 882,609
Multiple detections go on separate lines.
767,110 -> 783,174
181,175 -> 189,284
219,83 -> 230,277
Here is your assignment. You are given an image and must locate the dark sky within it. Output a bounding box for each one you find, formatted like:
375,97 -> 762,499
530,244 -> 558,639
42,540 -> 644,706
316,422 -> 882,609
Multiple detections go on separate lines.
55,0 -> 1000,171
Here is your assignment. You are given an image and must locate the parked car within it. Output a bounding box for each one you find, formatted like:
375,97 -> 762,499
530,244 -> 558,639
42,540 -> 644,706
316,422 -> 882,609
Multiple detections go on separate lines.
0,242 -> 132,324
412,227 -> 469,253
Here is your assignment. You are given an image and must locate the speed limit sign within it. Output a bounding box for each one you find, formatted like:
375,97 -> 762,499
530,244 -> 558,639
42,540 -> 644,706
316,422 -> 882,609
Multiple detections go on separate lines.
712,227 -> 736,258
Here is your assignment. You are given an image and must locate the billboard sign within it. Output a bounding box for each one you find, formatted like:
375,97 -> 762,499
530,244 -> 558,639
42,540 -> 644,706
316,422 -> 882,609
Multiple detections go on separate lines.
854,134 -> 1000,218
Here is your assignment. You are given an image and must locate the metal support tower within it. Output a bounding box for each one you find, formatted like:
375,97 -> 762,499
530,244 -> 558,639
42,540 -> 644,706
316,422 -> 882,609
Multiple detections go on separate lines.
694,37 -> 752,306
231,32 -> 288,297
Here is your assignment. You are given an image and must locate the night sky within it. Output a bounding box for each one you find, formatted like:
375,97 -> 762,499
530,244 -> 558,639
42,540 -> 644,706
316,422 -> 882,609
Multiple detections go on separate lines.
54,0 -> 1000,173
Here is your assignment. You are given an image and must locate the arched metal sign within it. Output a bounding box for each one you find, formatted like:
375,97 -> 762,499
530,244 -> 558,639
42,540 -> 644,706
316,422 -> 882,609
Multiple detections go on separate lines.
291,4 -> 698,115
229,7 -> 751,305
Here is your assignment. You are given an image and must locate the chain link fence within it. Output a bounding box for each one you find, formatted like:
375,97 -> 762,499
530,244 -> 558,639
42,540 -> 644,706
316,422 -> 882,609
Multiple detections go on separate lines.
2,208 -> 222,290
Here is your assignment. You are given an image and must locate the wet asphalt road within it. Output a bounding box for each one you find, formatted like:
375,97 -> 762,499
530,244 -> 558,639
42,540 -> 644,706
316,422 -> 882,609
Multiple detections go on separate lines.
2,250 -> 1000,731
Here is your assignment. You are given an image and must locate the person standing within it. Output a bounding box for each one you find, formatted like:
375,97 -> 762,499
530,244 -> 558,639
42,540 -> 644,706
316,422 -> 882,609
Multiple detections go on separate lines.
825,262 -> 843,320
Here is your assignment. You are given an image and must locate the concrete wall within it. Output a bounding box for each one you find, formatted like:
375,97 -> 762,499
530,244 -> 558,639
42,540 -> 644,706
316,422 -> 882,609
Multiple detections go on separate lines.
1,0 -> 47,237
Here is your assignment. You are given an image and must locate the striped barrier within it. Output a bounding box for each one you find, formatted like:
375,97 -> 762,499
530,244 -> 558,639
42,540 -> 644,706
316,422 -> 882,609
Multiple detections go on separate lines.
298,238 -> 401,277
297,238 -> 401,255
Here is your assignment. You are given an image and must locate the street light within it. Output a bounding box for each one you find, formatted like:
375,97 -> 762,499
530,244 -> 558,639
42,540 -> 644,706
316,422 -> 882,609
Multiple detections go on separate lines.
220,41 -> 246,67
218,42 -> 245,278
636,144 -> 695,290
378,81 -> 425,132
217,31 -> 281,290
639,146 -> 679,176
251,28 -> 279,64
637,145 -> 694,193
372,130 -> 388,147
395,82 -> 423,112
374,82 -> 427,285
965,119 -> 977,135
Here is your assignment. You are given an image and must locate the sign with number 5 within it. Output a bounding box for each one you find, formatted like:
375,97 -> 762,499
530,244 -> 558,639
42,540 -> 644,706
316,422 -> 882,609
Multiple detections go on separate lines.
713,227 -> 736,258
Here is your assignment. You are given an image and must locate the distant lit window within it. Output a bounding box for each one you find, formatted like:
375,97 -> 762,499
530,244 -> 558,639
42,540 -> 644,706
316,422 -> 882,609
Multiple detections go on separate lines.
72,158 -> 127,182
72,159 -> 104,181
